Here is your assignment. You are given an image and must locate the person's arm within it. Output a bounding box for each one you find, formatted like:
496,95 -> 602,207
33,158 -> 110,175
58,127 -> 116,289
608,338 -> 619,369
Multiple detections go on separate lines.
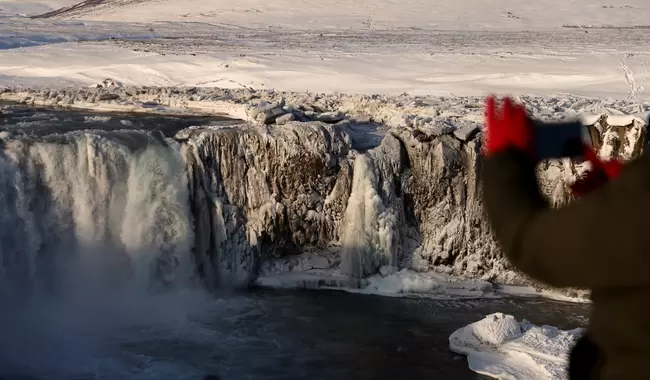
482,148 -> 650,289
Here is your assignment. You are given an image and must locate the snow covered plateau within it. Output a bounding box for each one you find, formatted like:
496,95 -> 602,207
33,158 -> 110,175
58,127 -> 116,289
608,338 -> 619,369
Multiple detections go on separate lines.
1,1 -> 650,378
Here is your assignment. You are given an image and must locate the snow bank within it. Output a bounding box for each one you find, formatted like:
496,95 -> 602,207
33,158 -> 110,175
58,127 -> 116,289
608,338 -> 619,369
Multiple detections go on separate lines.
256,266 -> 496,299
255,271 -> 360,290
256,253 -> 587,302
360,268 -> 494,298
450,313 -> 584,379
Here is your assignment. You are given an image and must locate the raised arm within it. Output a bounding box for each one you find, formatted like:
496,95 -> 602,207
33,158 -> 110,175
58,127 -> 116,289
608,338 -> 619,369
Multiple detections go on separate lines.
481,97 -> 650,289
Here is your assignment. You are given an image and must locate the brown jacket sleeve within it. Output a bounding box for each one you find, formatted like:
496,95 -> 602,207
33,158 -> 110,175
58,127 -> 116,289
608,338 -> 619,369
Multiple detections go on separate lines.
481,148 -> 650,289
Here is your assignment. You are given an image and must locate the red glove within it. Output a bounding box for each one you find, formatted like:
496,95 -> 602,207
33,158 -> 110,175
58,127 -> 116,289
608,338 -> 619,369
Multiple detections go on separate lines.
570,145 -> 622,197
484,96 -> 533,157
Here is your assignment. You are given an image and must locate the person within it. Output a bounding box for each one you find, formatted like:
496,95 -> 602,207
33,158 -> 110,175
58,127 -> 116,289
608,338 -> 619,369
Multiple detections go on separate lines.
480,96 -> 650,380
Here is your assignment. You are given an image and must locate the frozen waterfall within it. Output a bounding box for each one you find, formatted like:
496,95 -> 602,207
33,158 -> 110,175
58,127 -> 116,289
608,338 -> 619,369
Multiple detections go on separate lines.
1,89 -> 648,297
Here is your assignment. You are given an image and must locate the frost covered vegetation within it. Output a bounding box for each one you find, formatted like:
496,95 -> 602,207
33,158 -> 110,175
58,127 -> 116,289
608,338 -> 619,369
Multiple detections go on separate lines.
1,86 -> 649,297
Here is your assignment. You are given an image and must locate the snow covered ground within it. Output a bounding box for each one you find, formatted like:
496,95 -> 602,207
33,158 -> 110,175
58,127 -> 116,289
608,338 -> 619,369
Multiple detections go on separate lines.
35,0 -> 650,31
1,0 -> 645,378
0,5 -> 648,98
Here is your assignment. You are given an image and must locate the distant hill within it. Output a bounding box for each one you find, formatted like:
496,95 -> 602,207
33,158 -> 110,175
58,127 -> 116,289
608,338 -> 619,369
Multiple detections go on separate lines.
33,0 -> 147,19
31,0 -> 650,32
0,0 -> 79,17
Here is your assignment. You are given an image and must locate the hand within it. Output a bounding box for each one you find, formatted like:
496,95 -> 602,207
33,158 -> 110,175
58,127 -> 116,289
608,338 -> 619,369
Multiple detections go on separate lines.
484,96 -> 533,157
569,145 -> 622,197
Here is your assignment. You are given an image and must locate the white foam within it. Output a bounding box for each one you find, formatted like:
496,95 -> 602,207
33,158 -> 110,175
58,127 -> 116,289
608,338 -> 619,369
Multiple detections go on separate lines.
0,130 -> 194,299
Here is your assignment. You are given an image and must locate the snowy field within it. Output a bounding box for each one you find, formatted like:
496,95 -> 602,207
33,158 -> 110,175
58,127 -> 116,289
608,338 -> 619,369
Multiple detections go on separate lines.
1,0 -> 648,379
0,1 -> 648,98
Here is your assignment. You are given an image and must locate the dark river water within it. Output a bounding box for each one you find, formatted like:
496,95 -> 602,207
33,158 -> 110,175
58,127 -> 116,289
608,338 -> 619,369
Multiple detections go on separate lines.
0,103 -> 590,380
0,101 -> 240,137
0,288 -> 590,380
199,289 -> 590,380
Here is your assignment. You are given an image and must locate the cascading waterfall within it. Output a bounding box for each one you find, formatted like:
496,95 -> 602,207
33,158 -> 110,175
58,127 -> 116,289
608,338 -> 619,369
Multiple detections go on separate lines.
0,129 -> 194,301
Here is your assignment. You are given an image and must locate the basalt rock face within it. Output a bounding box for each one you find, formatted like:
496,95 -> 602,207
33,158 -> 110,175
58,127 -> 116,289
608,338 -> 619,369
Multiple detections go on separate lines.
178,122 -> 355,286
178,111 -> 649,287
336,113 -> 650,284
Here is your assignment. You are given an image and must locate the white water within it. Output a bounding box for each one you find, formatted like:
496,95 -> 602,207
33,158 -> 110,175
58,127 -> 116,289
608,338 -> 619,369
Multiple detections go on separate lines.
0,288 -> 216,379
0,129 -> 194,298
0,129 -> 203,377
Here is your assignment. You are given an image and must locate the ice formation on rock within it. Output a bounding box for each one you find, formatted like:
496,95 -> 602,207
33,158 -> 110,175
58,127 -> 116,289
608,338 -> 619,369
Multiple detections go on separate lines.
0,87 -> 648,293
179,121 -> 352,286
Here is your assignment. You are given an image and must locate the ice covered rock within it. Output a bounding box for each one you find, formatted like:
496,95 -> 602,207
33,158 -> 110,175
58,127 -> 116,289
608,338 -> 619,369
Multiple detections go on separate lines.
450,313 -> 584,380
452,313 -> 523,347
275,112 -> 295,125
340,133 -> 412,278
452,121 -> 481,142
361,268 -> 494,297
246,99 -> 287,124
315,111 -> 345,123
94,78 -> 123,89
181,121 -> 353,286
306,255 -> 330,269
395,128 -> 502,278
